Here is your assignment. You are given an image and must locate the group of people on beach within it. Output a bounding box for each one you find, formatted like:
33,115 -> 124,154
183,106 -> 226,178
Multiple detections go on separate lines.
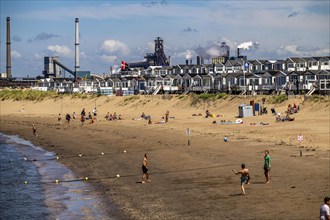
141,149 -> 272,195
232,150 -> 271,195
105,112 -> 122,121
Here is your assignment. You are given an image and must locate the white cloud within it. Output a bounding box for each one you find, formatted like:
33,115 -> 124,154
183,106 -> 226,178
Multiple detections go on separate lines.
276,45 -> 330,57
147,42 -> 154,51
99,40 -> 130,56
175,49 -> 196,60
47,45 -> 74,57
34,53 -> 43,59
100,54 -> 118,63
12,50 -> 22,58
80,52 -> 87,59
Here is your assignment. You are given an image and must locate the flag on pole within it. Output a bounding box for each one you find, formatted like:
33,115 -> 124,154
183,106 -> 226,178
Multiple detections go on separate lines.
121,61 -> 128,71
244,62 -> 249,71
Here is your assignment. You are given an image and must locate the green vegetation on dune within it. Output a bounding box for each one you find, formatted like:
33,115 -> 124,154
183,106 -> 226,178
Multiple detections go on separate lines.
268,94 -> 288,104
0,90 -> 328,106
189,93 -> 229,106
0,90 -> 101,101
0,90 -> 61,101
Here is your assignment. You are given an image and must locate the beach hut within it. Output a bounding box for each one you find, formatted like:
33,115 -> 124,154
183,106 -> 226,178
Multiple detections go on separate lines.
238,104 -> 253,118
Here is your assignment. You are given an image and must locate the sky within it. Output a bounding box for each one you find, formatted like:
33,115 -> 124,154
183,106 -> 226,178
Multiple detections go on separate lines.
1,0 -> 329,77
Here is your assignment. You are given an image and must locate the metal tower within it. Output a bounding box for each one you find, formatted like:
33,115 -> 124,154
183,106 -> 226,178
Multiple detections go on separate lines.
154,37 -> 169,66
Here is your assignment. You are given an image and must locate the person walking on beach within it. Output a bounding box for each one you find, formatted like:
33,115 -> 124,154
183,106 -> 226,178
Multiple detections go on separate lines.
320,197 -> 330,220
264,150 -> 271,184
32,124 -> 38,137
165,110 -> 169,123
232,163 -> 250,195
93,107 -> 97,117
57,113 -> 62,124
142,153 -> 150,183
65,113 -> 71,123
80,114 -> 85,125
81,108 -> 86,117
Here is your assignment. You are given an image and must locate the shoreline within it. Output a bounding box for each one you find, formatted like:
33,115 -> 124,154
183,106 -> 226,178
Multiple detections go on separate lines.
1,96 -> 329,219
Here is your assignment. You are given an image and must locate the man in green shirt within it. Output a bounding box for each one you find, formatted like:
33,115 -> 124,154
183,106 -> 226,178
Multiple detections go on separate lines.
264,150 -> 271,184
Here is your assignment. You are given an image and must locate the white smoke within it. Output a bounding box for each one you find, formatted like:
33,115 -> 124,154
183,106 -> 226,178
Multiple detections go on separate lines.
185,50 -> 194,60
237,41 -> 260,50
195,40 -> 230,59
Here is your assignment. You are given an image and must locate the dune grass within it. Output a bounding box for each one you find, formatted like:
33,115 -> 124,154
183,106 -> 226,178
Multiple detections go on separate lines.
0,90 -> 61,101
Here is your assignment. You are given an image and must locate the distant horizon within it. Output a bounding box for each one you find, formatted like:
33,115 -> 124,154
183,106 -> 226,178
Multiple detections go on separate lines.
1,0 -> 329,77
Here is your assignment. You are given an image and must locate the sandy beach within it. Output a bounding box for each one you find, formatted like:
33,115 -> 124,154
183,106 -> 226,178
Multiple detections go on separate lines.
1,94 -> 329,219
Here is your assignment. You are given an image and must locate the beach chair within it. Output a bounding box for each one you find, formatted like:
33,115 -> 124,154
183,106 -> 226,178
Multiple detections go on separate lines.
271,108 -> 277,115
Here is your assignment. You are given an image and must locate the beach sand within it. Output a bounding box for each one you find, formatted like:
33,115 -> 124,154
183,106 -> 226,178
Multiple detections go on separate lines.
1,95 -> 329,219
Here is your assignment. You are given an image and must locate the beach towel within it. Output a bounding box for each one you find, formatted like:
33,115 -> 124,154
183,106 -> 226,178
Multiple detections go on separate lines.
213,121 -> 241,125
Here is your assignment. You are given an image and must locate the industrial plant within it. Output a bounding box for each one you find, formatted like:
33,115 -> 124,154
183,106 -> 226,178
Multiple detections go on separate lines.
1,17 -> 329,96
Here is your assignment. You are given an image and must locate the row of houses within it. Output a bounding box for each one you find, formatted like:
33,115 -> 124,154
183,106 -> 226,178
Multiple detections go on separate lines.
118,56 -> 330,77
34,69 -> 330,96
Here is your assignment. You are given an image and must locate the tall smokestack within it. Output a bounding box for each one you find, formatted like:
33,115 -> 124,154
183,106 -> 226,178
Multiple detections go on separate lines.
6,17 -> 12,79
197,56 -> 201,65
75,18 -> 80,75
237,48 -> 240,58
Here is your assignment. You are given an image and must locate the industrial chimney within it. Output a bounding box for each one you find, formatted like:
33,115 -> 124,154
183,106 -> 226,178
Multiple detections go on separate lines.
197,56 -> 201,65
75,18 -> 80,75
6,17 -> 12,79
237,48 -> 240,58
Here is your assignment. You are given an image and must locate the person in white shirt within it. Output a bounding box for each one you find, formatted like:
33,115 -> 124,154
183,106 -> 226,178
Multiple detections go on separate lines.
320,197 -> 330,220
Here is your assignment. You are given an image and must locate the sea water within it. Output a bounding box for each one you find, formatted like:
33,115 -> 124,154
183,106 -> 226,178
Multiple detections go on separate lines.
0,133 -> 108,219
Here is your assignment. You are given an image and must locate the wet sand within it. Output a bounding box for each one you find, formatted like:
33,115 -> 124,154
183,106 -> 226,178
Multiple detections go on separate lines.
0,95 -> 329,219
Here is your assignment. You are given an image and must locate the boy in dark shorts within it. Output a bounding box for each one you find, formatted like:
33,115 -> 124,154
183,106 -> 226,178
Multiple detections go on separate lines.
142,153 -> 150,183
232,163 -> 250,195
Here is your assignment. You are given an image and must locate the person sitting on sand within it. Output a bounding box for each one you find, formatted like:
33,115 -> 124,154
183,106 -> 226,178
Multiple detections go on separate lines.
276,113 -> 281,122
205,109 -> 212,118
87,112 -> 92,120
105,112 -> 110,120
285,113 -> 294,121
72,112 -> 76,119
140,112 -> 151,120
232,163 -> 250,195
57,114 -> 62,123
